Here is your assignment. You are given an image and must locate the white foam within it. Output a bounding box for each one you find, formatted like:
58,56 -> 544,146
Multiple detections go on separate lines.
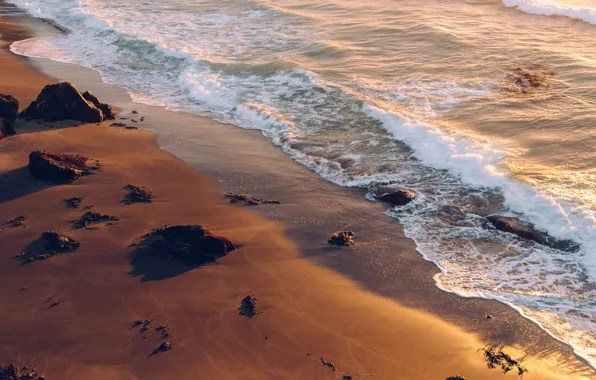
503,0 -> 596,24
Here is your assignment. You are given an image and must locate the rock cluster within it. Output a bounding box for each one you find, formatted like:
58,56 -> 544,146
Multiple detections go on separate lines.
18,231 -> 80,263
72,209 -> 118,229
28,150 -> 90,184
134,225 -> 236,266
20,82 -> 113,122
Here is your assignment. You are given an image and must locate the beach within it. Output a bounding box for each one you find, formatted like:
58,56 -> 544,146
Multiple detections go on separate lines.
0,4 -> 595,380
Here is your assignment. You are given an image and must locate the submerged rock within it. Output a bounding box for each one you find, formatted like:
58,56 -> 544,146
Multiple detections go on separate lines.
83,90 -> 115,120
486,216 -> 579,252
328,231 -> 355,247
20,82 -> 111,122
379,190 -> 416,206
28,150 -> 90,183
224,192 -> 281,206
135,225 -> 236,266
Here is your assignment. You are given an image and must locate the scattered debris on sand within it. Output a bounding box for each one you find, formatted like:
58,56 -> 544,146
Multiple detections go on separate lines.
328,231 -> 355,247
122,184 -> 154,205
320,357 -> 337,372
18,231 -> 80,264
63,197 -> 83,208
480,345 -> 528,376
0,363 -> 45,380
134,225 -> 236,266
239,294 -> 258,318
72,209 -> 118,229
28,150 -> 92,184
224,192 -> 281,206
5,216 -> 26,228
150,341 -> 173,356
20,82 -> 115,122
486,215 -> 579,252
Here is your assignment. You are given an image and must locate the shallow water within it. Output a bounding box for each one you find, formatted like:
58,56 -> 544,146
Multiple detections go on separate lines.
5,0 -> 596,367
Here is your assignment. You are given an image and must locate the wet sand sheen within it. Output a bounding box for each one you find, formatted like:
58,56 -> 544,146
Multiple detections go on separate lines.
0,8 -> 593,380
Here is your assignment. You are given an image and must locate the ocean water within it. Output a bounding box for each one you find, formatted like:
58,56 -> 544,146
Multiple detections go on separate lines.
4,0 -> 596,367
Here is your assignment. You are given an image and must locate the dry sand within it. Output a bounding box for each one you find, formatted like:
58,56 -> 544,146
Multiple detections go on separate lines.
0,7 -> 594,380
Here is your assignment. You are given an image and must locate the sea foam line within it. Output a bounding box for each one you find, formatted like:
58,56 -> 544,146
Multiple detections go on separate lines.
503,0 -> 596,24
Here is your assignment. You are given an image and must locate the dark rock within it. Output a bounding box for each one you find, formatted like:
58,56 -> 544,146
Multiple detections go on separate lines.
0,93 -> 19,122
328,231 -> 355,247
48,301 -> 60,308
5,216 -> 26,228
446,377 -> 465,380
125,126 -> 138,130
110,122 -> 127,128
20,82 -> 106,122
82,91 -> 115,120
150,341 -> 173,356
17,231 -> 80,264
239,294 -> 258,318
72,209 -> 118,229
122,184 -> 154,205
320,357 -> 336,372
0,118 -> 16,139
486,216 -> 579,252
28,150 -> 90,183
379,190 -> 416,206
132,110 -> 138,114
134,225 -> 236,266
0,363 -> 45,380
224,192 -> 281,206
63,197 -> 83,208
343,376 -> 353,380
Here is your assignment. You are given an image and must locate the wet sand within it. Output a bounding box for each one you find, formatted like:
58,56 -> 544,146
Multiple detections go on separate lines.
0,5 -> 594,379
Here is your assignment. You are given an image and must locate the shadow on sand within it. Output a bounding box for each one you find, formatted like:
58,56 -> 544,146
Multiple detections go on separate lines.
0,166 -> 56,203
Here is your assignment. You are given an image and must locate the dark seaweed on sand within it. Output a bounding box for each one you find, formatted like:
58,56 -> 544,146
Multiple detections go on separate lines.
224,192 -> 281,206
480,345 -> 528,377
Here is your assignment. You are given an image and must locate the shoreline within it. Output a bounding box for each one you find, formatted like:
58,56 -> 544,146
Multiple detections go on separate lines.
1,6 -> 594,379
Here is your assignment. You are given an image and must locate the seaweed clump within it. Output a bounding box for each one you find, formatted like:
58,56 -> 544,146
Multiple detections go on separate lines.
224,192 -> 281,206
480,345 -> 528,377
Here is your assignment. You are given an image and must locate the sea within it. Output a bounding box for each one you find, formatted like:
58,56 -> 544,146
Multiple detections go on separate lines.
3,0 -> 596,368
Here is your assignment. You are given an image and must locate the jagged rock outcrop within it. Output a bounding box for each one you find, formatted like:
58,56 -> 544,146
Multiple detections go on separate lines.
20,82 -> 113,122
83,90 -> 115,120
28,150 -> 90,183
0,93 -> 19,139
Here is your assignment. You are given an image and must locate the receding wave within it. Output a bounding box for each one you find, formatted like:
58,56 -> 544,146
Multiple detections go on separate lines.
6,0 -> 596,368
